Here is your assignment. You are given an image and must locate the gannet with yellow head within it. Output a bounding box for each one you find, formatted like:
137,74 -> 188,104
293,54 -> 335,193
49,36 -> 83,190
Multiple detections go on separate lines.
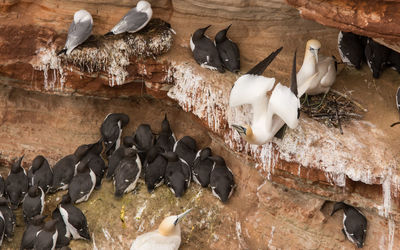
130,209 -> 192,250
297,39 -> 337,96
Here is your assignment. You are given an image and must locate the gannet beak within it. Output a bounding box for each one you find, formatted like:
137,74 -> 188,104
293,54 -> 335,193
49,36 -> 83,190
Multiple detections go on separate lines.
312,49 -> 319,63
231,124 -> 247,135
174,209 -> 192,225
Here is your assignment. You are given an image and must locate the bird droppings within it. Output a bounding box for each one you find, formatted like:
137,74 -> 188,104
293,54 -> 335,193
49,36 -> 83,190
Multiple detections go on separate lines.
32,18 -> 174,88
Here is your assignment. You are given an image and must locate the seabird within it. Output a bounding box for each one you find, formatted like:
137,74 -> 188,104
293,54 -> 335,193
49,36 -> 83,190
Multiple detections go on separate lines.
192,147 -> 213,188
20,214 -> 47,250
0,211 -> 4,247
144,146 -> 167,193
27,155 -> 53,193
230,48 -> 300,145
388,49 -> 400,73
68,158 -> 96,204
130,209 -> 192,250
173,136 -> 197,168
364,38 -> 390,79
338,31 -> 366,70
215,24 -> 240,73
331,202 -> 367,248
57,10 -> 93,56
190,25 -> 225,73
100,113 -> 130,157
105,1 -> 152,36
297,39 -> 337,100
113,148 -> 142,198
0,175 -> 5,197
81,140 -> 106,189
209,156 -> 235,203
0,197 -> 15,240
133,124 -> 155,164
6,155 -> 29,209
34,219 -> 58,250
52,207 -> 71,248
162,152 -> 191,197
22,185 -> 45,223
106,136 -> 135,180
155,114 -> 176,152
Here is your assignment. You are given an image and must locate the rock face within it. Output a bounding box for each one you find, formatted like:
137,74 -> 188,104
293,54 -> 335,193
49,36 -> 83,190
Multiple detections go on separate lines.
286,0 -> 400,52
0,0 -> 399,249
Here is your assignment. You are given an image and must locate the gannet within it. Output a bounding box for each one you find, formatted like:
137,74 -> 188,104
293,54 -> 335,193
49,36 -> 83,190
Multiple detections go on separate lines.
130,209 -> 191,250
297,39 -> 337,97
230,48 -> 301,145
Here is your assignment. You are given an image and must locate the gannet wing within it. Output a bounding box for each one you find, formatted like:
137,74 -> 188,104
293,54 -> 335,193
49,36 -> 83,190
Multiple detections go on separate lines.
246,47 -> 283,75
269,83 -> 299,129
320,58 -> 337,88
298,73 -> 318,97
111,9 -> 150,34
229,74 -> 275,107
65,19 -> 92,55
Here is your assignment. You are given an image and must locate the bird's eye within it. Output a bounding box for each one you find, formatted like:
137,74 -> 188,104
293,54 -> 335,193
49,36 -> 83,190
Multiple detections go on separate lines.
310,48 -> 314,51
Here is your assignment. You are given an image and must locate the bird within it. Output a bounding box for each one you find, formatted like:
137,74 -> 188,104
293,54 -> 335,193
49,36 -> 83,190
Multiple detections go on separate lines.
100,113 -> 130,157
0,175 -> 5,197
331,202 -> 367,248
388,49 -> 400,73
133,124 -> 155,163
173,136 -> 197,168
230,47 -> 301,145
155,114 -> 176,152
58,194 -> 90,241
22,185 -> 45,223
144,146 -> 167,193
297,39 -> 337,103
0,211 -> 4,247
50,144 -> 91,193
106,136 -> 135,180
81,140 -> 106,189
162,152 -> 191,197
190,25 -> 225,73
34,219 -> 58,250
105,1 -> 152,36
52,207 -> 71,248
209,156 -> 235,203
6,155 -> 29,209
113,148 -> 142,198
57,10 -> 93,56
27,155 -> 53,193
215,24 -> 240,73
397,87 -> 400,112
338,31 -> 366,70
130,209 -> 192,250
0,197 -> 16,240
20,214 -> 47,250
68,158 -> 96,204
192,147 -> 213,187
364,38 -> 390,79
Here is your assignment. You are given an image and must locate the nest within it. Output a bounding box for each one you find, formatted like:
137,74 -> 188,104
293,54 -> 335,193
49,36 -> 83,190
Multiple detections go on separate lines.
58,18 -> 174,86
300,90 -> 366,134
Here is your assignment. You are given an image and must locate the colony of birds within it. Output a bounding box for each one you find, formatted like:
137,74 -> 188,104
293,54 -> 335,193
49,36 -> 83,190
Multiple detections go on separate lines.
2,0 -> 392,248
0,112 -> 235,249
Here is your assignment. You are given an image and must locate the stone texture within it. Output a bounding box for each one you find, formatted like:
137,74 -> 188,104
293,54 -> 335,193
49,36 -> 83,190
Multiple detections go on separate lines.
286,0 -> 400,52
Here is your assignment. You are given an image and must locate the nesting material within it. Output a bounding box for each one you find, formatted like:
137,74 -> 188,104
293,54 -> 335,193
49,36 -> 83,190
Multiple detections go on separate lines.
300,90 -> 365,133
59,18 -> 174,86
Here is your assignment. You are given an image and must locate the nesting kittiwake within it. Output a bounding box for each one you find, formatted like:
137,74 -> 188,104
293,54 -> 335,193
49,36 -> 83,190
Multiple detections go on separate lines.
57,10 -> 93,56
105,0 -> 152,36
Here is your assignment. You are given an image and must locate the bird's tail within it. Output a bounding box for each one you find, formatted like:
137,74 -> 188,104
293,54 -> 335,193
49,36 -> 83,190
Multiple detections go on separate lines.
56,48 -> 67,56
104,31 -> 114,36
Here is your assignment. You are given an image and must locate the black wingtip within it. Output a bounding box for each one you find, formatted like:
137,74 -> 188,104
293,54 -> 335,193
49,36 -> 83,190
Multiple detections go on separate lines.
291,50 -> 298,97
246,46 -> 283,75
56,48 -> 67,56
274,124 -> 287,139
104,31 -> 114,36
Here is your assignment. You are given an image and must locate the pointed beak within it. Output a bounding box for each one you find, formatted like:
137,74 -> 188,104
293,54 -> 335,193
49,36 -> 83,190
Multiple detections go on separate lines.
231,124 -> 246,135
174,209 -> 192,225
225,24 -> 232,32
312,49 -> 319,63
203,25 -> 211,31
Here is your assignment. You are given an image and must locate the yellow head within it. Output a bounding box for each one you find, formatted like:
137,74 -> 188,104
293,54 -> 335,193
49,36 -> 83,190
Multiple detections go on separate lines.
158,209 -> 192,236
231,124 -> 254,142
306,39 -> 321,63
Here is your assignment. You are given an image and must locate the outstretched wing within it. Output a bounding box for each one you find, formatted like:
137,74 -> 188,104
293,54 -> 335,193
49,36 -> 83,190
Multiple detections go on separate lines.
269,83 -> 299,130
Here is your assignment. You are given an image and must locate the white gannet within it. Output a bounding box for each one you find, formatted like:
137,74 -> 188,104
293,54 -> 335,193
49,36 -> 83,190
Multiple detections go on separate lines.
297,39 -> 337,99
57,10 -> 93,56
230,48 -> 302,145
130,209 -> 192,250
105,1 -> 152,36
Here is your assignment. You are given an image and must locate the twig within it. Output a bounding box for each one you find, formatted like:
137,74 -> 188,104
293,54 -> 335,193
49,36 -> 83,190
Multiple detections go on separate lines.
330,89 -> 368,112
335,102 -> 343,134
